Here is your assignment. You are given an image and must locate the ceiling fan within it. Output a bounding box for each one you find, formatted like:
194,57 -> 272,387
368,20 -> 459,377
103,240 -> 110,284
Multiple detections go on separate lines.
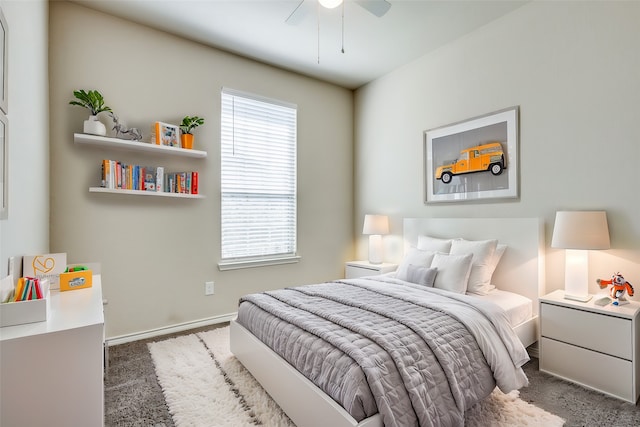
286,0 -> 392,25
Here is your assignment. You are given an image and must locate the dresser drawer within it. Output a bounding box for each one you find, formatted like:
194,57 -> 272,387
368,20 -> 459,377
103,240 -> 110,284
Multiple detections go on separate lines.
541,303 -> 632,359
541,337 -> 634,402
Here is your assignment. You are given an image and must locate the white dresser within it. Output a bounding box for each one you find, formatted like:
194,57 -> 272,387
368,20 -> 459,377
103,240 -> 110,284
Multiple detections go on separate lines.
540,290 -> 639,403
0,275 -> 105,426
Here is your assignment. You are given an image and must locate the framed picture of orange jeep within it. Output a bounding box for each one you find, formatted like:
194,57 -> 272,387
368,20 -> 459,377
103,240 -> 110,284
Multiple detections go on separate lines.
424,106 -> 519,204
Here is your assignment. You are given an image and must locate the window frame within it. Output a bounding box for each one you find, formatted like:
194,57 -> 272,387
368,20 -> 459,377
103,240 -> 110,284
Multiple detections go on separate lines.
218,88 -> 299,271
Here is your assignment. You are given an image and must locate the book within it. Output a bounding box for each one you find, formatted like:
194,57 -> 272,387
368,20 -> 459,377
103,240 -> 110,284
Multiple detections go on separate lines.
116,161 -> 122,189
34,278 -> 43,299
191,172 -> 198,194
101,159 -> 109,188
156,167 -> 164,192
184,172 -> 190,194
101,159 -> 118,189
167,173 -> 175,193
143,166 -> 156,191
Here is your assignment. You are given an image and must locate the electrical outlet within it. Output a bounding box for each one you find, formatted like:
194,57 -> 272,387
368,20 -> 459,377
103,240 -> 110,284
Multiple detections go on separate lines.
205,281 -> 215,295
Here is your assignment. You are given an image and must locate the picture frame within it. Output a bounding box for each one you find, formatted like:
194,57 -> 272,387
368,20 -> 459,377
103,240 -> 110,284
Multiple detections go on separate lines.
154,121 -> 180,147
0,7 -> 7,114
424,106 -> 519,204
0,113 -> 7,219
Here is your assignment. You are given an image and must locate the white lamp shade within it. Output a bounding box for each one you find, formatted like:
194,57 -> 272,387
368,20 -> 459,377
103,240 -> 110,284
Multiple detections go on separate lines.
362,215 -> 389,235
551,211 -> 610,250
552,210 -> 610,302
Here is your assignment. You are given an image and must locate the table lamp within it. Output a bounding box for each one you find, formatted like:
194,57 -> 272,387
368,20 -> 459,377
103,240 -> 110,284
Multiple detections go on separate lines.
362,214 -> 389,264
551,211 -> 610,302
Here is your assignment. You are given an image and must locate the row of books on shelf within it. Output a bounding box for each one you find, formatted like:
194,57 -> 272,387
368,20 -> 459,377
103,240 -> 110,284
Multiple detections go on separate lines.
101,160 -> 199,194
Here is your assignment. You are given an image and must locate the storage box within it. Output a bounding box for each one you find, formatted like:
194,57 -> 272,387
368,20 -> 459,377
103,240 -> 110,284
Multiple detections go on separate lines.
0,280 -> 50,327
59,270 -> 92,292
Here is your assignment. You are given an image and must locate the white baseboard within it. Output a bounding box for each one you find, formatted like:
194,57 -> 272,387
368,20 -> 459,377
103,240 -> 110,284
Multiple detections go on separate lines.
106,312 -> 237,346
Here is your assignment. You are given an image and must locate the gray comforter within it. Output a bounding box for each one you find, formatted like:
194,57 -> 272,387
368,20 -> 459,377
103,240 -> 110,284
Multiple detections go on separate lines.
237,276 -> 529,427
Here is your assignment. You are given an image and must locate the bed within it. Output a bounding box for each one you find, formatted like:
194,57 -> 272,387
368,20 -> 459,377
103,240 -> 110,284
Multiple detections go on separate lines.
230,217 -> 545,427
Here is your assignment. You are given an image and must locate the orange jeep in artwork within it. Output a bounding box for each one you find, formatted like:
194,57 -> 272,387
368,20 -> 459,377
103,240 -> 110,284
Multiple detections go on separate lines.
435,142 -> 506,184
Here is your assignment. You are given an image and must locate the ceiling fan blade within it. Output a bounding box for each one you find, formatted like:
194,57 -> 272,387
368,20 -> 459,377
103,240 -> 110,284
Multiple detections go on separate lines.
286,0 -> 309,25
355,0 -> 391,17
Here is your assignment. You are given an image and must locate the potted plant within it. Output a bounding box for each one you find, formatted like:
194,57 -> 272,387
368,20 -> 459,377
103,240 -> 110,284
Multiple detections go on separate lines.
179,115 -> 205,149
69,89 -> 112,136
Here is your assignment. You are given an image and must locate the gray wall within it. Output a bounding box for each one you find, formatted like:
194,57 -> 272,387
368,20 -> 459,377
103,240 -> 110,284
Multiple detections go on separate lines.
0,1 -> 49,279
9,0 -> 639,342
354,1 -> 640,299
49,2 -> 354,339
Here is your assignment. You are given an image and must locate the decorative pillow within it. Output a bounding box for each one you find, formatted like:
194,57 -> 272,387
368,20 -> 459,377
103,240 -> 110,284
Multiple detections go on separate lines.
416,235 -> 453,253
395,248 -> 436,280
450,238 -> 498,296
401,265 -> 437,287
430,252 -> 473,294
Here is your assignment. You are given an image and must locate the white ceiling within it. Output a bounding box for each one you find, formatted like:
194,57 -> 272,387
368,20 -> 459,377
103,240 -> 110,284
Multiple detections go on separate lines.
71,0 -> 528,89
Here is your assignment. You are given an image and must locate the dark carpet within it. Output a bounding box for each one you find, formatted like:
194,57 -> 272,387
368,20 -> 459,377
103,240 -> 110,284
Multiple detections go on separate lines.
104,325 -> 639,426
519,358 -> 639,426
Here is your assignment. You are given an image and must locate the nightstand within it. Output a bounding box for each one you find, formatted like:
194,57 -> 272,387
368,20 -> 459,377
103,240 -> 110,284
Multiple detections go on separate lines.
345,261 -> 397,279
539,290 -> 640,403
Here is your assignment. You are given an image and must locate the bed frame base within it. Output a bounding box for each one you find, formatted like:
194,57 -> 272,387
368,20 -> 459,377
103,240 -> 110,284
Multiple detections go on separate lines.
230,320 -> 382,427
514,316 -> 538,349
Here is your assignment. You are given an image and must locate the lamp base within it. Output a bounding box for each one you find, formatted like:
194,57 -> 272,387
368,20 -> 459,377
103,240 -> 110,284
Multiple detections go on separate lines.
368,235 -> 383,264
564,293 -> 592,302
563,249 -> 591,303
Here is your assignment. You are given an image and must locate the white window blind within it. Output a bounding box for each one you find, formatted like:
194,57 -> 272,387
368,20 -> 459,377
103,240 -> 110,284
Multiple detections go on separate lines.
220,88 -> 297,266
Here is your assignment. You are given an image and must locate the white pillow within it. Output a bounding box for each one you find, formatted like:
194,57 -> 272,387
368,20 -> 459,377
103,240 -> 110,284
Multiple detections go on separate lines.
450,238 -> 498,296
416,235 -> 453,253
431,252 -> 473,294
485,244 -> 507,292
402,265 -> 437,287
396,248 -> 436,280
489,244 -> 507,276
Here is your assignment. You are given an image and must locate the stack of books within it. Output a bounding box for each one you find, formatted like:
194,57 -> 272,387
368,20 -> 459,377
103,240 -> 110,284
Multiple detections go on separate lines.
10,277 -> 46,302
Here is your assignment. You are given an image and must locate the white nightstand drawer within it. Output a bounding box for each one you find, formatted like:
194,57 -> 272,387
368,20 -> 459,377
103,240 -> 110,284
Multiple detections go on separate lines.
345,261 -> 397,279
541,337 -> 633,402
346,265 -> 375,279
541,303 -> 632,359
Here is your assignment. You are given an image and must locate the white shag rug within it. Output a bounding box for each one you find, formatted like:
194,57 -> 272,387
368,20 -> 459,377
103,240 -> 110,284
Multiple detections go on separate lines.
148,327 -> 564,427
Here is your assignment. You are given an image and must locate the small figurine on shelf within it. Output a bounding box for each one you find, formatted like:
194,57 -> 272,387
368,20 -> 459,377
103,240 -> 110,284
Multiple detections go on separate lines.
109,112 -> 143,141
597,272 -> 635,306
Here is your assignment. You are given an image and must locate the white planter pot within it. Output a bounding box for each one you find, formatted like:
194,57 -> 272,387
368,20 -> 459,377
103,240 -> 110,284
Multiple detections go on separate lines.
83,115 -> 106,136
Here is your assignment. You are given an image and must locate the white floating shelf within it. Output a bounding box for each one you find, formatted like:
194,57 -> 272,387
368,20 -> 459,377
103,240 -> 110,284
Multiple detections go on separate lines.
89,187 -> 204,199
74,133 -> 207,159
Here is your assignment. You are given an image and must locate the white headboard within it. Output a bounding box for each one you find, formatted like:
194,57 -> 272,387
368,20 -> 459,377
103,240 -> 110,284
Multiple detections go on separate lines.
404,218 -> 545,316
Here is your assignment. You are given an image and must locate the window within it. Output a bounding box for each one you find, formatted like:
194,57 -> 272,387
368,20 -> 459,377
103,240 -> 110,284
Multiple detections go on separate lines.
219,88 -> 298,270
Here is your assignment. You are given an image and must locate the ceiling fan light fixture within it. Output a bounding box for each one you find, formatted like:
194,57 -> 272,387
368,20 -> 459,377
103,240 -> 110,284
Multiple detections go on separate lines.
318,0 -> 343,9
